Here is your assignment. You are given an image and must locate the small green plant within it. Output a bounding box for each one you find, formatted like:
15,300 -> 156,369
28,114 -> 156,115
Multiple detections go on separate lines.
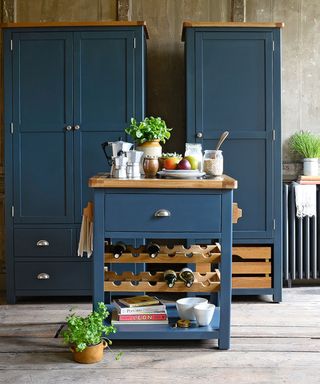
62,302 -> 121,359
290,131 -> 320,158
125,116 -> 172,144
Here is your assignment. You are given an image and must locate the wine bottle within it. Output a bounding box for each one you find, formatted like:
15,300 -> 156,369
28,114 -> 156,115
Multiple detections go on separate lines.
179,267 -> 195,288
112,242 -> 126,259
164,269 -> 177,288
147,243 -> 161,258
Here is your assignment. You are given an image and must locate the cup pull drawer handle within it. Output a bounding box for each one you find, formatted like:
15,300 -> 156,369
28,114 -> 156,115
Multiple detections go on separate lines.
37,273 -> 50,280
154,209 -> 171,217
36,240 -> 49,247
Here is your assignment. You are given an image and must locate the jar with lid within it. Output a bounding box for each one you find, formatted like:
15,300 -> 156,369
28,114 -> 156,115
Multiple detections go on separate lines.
184,143 -> 203,171
203,150 -> 223,176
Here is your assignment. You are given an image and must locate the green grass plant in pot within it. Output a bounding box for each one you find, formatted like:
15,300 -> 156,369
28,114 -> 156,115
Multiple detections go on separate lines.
62,302 -> 121,364
125,116 -> 172,157
289,131 -> 320,176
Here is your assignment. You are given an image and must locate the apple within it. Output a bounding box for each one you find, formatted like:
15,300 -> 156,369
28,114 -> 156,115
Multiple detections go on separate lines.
184,155 -> 199,170
163,157 -> 181,170
177,158 -> 191,170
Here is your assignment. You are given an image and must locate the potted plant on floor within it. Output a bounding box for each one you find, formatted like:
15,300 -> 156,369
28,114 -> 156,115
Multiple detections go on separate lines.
62,302 -> 121,364
289,131 -> 320,176
125,116 -> 172,157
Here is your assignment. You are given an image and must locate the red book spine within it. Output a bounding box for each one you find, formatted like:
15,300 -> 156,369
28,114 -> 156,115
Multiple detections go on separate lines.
118,313 -> 168,321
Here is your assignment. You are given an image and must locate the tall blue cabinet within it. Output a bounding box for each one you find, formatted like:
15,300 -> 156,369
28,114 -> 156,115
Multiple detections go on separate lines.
183,22 -> 283,302
3,22 -> 147,303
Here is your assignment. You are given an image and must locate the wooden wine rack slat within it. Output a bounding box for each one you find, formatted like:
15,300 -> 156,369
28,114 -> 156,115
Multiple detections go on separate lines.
105,271 -> 219,283
104,271 -> 220,292
104,244 -> 221,264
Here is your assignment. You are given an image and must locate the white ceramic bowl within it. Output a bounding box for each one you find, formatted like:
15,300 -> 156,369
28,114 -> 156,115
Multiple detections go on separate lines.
176,297 -> 208,320
194,303 -> 215,326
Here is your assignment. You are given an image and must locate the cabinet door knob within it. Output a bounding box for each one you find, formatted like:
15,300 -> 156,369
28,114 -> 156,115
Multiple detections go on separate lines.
37,273 -> 50,280
74,125 -> 80,130
196,132 -> 203,138
36,240 -> 49,247
66,125 -> 72,131
154,209 -> 171,217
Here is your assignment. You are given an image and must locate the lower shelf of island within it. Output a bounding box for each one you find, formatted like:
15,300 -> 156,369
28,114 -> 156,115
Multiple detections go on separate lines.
106,304 -> 220,340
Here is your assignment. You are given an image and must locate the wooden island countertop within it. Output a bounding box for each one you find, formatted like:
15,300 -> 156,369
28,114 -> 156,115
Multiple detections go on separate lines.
89,173 -> 237,189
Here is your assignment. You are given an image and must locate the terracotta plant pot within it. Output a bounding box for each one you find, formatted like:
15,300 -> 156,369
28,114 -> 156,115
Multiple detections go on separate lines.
71,340 -> 107,364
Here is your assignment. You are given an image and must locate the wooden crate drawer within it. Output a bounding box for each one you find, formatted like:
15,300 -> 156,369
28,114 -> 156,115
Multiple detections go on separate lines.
14,228 -> 75,257
104,193 -> 221,233
232,277 -> 272,289
232,246 -> 272,289
15,261 -> 91,291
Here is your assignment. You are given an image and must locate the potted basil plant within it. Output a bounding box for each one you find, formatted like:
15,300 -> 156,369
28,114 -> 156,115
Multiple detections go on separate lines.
289,131 -> 320,176
62,302 -> 121,364
125,116 -> 172,157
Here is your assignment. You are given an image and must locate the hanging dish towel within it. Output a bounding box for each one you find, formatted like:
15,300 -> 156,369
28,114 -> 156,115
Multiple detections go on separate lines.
78,201 -> 94,258
293,182 -> 317,218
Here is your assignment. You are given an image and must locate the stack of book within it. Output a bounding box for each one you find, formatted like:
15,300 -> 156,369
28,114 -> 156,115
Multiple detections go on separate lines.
111,295 -> 168,325
297,176 -> 320,185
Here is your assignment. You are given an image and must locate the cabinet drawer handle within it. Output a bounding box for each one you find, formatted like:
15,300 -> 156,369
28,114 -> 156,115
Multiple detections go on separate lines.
154,209 -> 171,217
37,273 -> 50,280
36,240 -> 49,247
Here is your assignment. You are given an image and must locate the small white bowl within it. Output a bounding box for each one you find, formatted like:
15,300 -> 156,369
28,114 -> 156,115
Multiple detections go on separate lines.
176,297 -> 208,320
194,303 -> 215,326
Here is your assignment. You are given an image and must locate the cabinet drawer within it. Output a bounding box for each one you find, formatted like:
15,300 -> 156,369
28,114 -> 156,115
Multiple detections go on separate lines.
15,261 -> 91,291
14,229 -> 75,257
104,193 -> 221,233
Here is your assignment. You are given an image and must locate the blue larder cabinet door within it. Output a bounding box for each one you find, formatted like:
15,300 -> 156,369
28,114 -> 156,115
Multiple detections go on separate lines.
73,31 -> 136,222
12,32 -> 74,223
189,30 -> 274,239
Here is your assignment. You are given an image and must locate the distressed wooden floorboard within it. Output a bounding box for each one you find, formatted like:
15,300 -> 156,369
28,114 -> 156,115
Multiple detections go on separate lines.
0,287 -> 319,383
1,367 -> 320,384
0,336 -> 319,353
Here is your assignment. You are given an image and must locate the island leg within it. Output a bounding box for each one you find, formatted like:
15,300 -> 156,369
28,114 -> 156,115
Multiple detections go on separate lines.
93,189 -> 105,311
218,190 -> 233,350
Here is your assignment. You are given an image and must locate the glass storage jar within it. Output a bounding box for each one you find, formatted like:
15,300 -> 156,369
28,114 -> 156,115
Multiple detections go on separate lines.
203,150 -> 223,176
184,143 -> 203,171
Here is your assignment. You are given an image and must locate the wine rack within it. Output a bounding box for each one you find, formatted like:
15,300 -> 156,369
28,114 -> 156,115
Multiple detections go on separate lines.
105,244 -> 221,292
105,244 -> 221,264
104,270 -> 220,292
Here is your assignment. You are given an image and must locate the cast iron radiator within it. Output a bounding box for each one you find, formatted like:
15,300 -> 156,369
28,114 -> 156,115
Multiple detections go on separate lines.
283,183 -> 320,285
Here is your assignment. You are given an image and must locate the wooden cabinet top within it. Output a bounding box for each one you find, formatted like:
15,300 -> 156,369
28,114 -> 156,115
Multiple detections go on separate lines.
182,21 -> 284,29
0,21 -> 149,38
89,174 -> 237,189
182,21 -> 284,41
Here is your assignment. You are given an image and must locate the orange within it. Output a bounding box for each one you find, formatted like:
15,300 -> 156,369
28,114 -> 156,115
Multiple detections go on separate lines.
163,157 -> 181,170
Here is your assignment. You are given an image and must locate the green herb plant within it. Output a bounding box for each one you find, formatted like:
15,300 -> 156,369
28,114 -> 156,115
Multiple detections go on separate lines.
125,116 -> 172,144
290,131 -> 320,158
62,302 -> 122,359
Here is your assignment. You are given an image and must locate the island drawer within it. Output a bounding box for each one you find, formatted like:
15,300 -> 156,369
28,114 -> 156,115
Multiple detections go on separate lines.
14,228 -> 75,257
104,193 -> 221,233
15,261 -> 91,291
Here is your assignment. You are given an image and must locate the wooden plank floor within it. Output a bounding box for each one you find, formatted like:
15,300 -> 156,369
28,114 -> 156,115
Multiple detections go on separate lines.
0,287 -> 319,384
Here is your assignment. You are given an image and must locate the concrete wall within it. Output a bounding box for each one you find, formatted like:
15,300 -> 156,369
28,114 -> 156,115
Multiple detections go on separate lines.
1,0 -> 320,292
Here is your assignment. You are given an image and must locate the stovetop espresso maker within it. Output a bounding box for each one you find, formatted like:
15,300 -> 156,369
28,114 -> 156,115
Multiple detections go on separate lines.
101,139 -> 133,178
